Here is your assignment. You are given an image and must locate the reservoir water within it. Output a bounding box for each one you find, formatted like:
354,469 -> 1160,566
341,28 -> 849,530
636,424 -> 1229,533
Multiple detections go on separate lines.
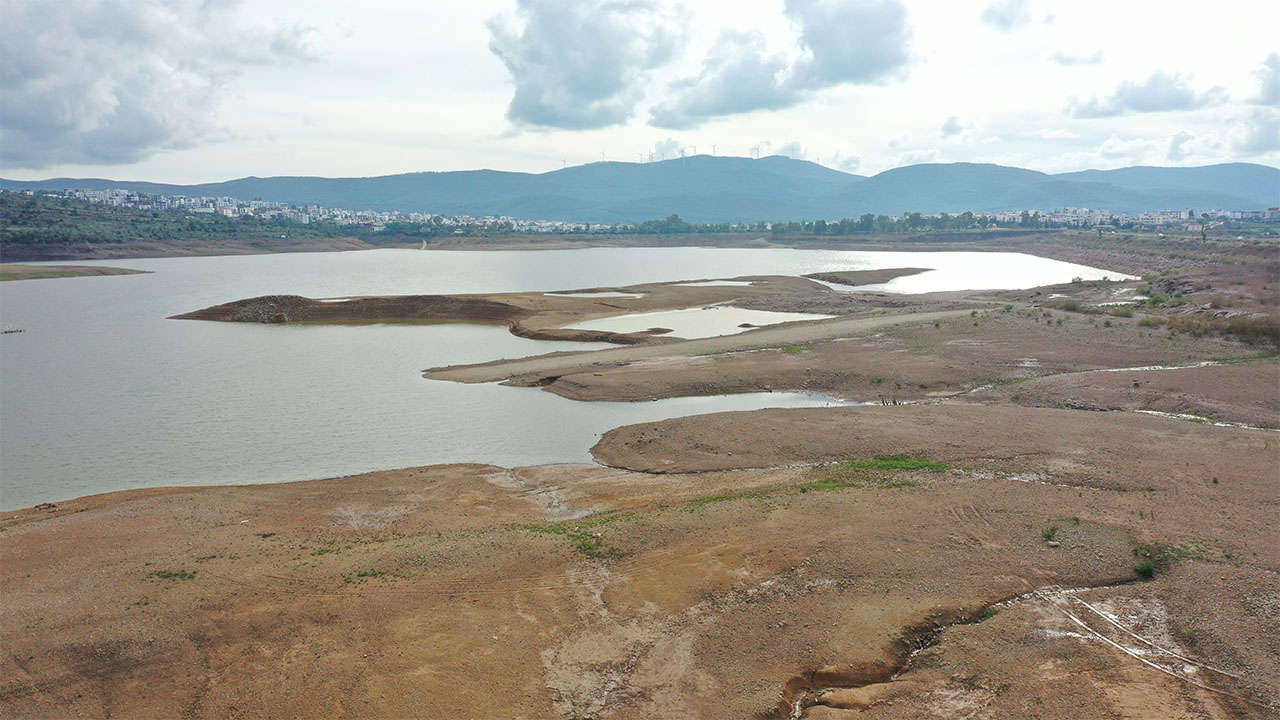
0,247 -> 1127,509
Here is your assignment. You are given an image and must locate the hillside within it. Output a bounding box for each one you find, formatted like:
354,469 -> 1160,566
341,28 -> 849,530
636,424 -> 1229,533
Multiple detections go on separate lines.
3,159 -> 1275,224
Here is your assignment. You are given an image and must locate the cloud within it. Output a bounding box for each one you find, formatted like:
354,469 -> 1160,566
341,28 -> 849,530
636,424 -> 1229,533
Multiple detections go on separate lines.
940,116 -> 967,138
648,30 -> 797,129
649,0 -> 912,129
774,141 -> 806,160
1253,53 -> 1280,106
784,0 -> 913,90
0,0 -> 325,169
652,137 -> 683,160
1067,70 -> 1223,118
1097,134 -> 1159,161
895,147 -> 942,166
1167,131 -> 1194,162
980,0 -> 1032,32
1029,128 -> 1079,140
1048,49 -> 1104,66
1229,109 -> 1280,155
831,151 -> 861,173
487,0 -> 684,130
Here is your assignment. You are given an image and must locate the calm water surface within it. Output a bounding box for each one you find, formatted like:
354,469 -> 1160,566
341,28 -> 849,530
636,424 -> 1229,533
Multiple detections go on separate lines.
0,247 -> 1126,509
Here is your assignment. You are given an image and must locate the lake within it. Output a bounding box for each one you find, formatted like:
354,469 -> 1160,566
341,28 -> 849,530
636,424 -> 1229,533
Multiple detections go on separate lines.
0,247 -> 1127,509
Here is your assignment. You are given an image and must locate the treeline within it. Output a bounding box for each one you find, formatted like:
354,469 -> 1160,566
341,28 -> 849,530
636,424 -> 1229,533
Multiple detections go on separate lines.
0,192 -> 356,247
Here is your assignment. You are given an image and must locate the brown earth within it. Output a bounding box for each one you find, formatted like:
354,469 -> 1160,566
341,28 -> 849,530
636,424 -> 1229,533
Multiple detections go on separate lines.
803,267 -> 930,287
2,403 -> 1275,719
4,235 -> 377,262
974,359 -> 1280,429
172,275 -> 843,345
0,263 -> 149,281
433,304 -> 1264,403
3,237 -> 1278,719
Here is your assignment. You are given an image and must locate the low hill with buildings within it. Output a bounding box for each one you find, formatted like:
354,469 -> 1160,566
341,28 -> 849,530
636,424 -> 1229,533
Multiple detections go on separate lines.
2,159 -> 1275,225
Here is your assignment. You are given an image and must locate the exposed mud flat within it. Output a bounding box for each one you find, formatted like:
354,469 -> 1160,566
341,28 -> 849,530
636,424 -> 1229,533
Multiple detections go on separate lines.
172,275 -> 832,345
433,306 -> 1264,404
2,402 -> 1275,719
0,263 -> 149,281
804,267 -> 930,287
5,241 -> 1278,718
974,359 -> 1280,429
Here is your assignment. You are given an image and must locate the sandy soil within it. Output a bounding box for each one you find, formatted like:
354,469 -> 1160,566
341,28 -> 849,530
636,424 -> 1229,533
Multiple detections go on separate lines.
0,263 -> 149,281
2,403 -> 1275,719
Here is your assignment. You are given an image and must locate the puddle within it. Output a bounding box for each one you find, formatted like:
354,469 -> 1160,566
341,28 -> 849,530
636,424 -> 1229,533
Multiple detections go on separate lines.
544,291 -> 645,299
565,306 -> 834,339
673,280 -> 756,287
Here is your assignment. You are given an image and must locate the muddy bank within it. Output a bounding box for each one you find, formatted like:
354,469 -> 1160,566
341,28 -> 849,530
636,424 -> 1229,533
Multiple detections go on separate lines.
3,402 -> 1275,718
803,267 -> 930,287
974,359 -> 1280,429
0,263 -> 149,281
171,275 -> 835,345
478,308 -> 1262,403
590,403 -> 1279,479
423,308 -> 976,389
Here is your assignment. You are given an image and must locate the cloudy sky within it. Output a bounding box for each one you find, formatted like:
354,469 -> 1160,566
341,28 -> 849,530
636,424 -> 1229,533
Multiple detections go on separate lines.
2,0 -> 1277,183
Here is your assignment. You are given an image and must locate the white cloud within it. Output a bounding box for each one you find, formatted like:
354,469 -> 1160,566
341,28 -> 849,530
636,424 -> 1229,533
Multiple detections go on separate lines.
649,0 -> 912,128
774,140 -> 806,160
1048,49 -> 1104,66
1097,134 -> 1159,161
940,116 -> 969,138
1166,131 -> 1194,162
0,0 -> 326,169
980,0 -> 1032,32
649,30 -> 796,129
830,151 -> 862,173
894,147 -> 942,166
1229,108 -> 1280,154
1029,128 -> 1079,140
652,137 -> 683,160
1253,53 -> 1280,106
1068,70 -> 1223,118
487,0 -> 685,130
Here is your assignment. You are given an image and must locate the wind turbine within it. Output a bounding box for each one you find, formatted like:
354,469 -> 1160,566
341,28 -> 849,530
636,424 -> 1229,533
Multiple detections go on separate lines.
561,157 -> 567,169
711,144 -> 716,156
691,144 -> 697,156
637,151 -> 645,163
599,150 -> 607,162
750,145 -> 760,159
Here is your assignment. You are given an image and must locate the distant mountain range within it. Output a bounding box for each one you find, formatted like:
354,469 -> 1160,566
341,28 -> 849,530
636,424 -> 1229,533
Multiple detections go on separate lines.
3,158 -> 1276,224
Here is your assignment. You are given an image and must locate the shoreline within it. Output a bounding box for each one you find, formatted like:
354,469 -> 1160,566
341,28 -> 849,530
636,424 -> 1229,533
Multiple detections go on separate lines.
0,263 -> 150,281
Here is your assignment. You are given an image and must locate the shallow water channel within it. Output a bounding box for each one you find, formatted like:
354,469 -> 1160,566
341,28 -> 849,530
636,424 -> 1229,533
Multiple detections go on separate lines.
0,247 -> 1126,509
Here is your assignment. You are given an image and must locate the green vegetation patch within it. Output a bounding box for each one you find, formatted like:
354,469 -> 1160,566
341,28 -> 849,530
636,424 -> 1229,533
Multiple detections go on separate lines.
798,477 -> 920,492
525,513 -> 633,560
779,344 -> 808,354
150,568 -> 197,581
1132,542 -> 1190,579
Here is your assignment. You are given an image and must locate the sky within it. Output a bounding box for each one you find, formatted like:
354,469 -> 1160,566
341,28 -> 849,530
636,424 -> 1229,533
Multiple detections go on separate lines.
1,0 -> 1278,183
